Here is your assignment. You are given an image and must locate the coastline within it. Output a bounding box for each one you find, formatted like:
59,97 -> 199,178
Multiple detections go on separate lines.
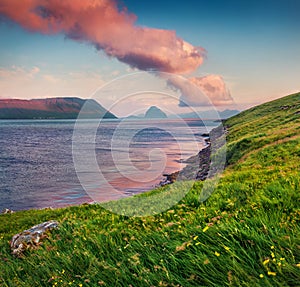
159,143 -> 211,186
159,124 -> 225,186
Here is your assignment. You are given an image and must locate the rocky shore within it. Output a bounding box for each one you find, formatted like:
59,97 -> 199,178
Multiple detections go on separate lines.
159,144 -> 211,186
160,125 -> 225,185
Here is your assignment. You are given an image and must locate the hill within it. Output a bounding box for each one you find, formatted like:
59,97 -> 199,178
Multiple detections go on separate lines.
0,97 -> 117,119
0,93 -> 299,286
171,109 -> 240,119
144,106 -> 167,119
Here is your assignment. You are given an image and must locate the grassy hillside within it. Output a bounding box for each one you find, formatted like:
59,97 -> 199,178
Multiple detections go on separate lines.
0,93 -> 300,286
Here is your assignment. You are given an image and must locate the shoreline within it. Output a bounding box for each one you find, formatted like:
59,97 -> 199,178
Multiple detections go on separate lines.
159,124 -> 225,186
159,131 -> 212,186
159,141 -> 211,186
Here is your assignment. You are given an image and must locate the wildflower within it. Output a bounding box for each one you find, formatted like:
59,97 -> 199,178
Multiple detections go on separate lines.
280,258 -> 285,261
202,226 -> 209,232
296,263 -> 300,268
62,269 -> 65,274
193,236 -> 198,241
271,246 -> 275,249
176,245 -> 185,251
259,274 -> 264,278
271,252 -> 275,258
215,251 -> 220,257
203,259 -> 210,265
195,242 -> 201,246
224,246 -> 230,251
267,271 -> 276,276
263,259 -> 270,265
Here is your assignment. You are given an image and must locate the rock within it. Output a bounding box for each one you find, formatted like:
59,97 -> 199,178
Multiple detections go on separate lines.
201,133 -> 210,137
159,171 -> 179,186
2,208 -> 14,214
10,220 -> 59,256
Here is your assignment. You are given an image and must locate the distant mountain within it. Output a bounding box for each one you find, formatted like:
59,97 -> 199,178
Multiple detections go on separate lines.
0,97 -> 117,119
170,109 -> 240,120
219,109 -> 240,119
144,106 -> 167,119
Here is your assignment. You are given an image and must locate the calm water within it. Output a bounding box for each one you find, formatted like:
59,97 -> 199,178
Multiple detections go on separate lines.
0,119 -> 216,211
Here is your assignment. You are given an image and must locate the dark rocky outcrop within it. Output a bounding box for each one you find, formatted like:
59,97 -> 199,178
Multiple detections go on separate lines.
159,171 -> 180,186
159,124 -> 226,185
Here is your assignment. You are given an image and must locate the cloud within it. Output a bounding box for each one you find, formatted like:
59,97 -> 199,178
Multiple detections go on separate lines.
0,66 -> 105,99
168,75 -> 234,107
0,0 -> 205,74
0,65 -> 39,79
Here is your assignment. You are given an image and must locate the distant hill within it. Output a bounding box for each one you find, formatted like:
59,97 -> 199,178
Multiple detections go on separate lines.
0,97 -> 117,119
144,106 -> 167,119
169,109 -> 240,120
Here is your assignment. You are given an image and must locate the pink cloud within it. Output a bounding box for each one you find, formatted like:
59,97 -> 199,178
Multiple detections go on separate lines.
168,75 -> 233,107
0,0 -> 205,74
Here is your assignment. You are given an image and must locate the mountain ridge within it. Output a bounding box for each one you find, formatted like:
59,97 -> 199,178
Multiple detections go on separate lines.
0,97 -> 117,119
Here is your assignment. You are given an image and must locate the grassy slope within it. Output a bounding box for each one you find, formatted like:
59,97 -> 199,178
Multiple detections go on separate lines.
0,93 -> 300,287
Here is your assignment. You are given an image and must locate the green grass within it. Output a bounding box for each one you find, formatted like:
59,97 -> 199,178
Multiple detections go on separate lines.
1,93 -> 300,286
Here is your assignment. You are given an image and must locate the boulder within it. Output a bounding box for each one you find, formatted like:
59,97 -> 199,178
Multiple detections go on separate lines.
2,208 -> 14,214
10,220 -> 59,256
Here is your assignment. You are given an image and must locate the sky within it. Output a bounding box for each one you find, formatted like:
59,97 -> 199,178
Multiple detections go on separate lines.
0,0 -> 299,117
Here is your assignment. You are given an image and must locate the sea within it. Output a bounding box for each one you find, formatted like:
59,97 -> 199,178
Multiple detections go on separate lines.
0,118 -> 217,211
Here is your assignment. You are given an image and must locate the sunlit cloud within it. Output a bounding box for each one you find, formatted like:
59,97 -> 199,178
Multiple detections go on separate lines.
0,0 -> 236,108
0,0 -> 205,74
168,74 -> 233,107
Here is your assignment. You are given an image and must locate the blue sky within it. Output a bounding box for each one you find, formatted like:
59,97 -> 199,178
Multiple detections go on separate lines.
0,0 -> 299,115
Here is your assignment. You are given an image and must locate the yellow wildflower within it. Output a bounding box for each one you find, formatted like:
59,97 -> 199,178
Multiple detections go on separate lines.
267,271 -> 276,276
263,259 -> 270,265
193,236 -> 198,241
259,274 -> 264,278
215,251 -> 220,257
202,226 -> 209,232
296,263 -> 300,268
271,246 -> 275,249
